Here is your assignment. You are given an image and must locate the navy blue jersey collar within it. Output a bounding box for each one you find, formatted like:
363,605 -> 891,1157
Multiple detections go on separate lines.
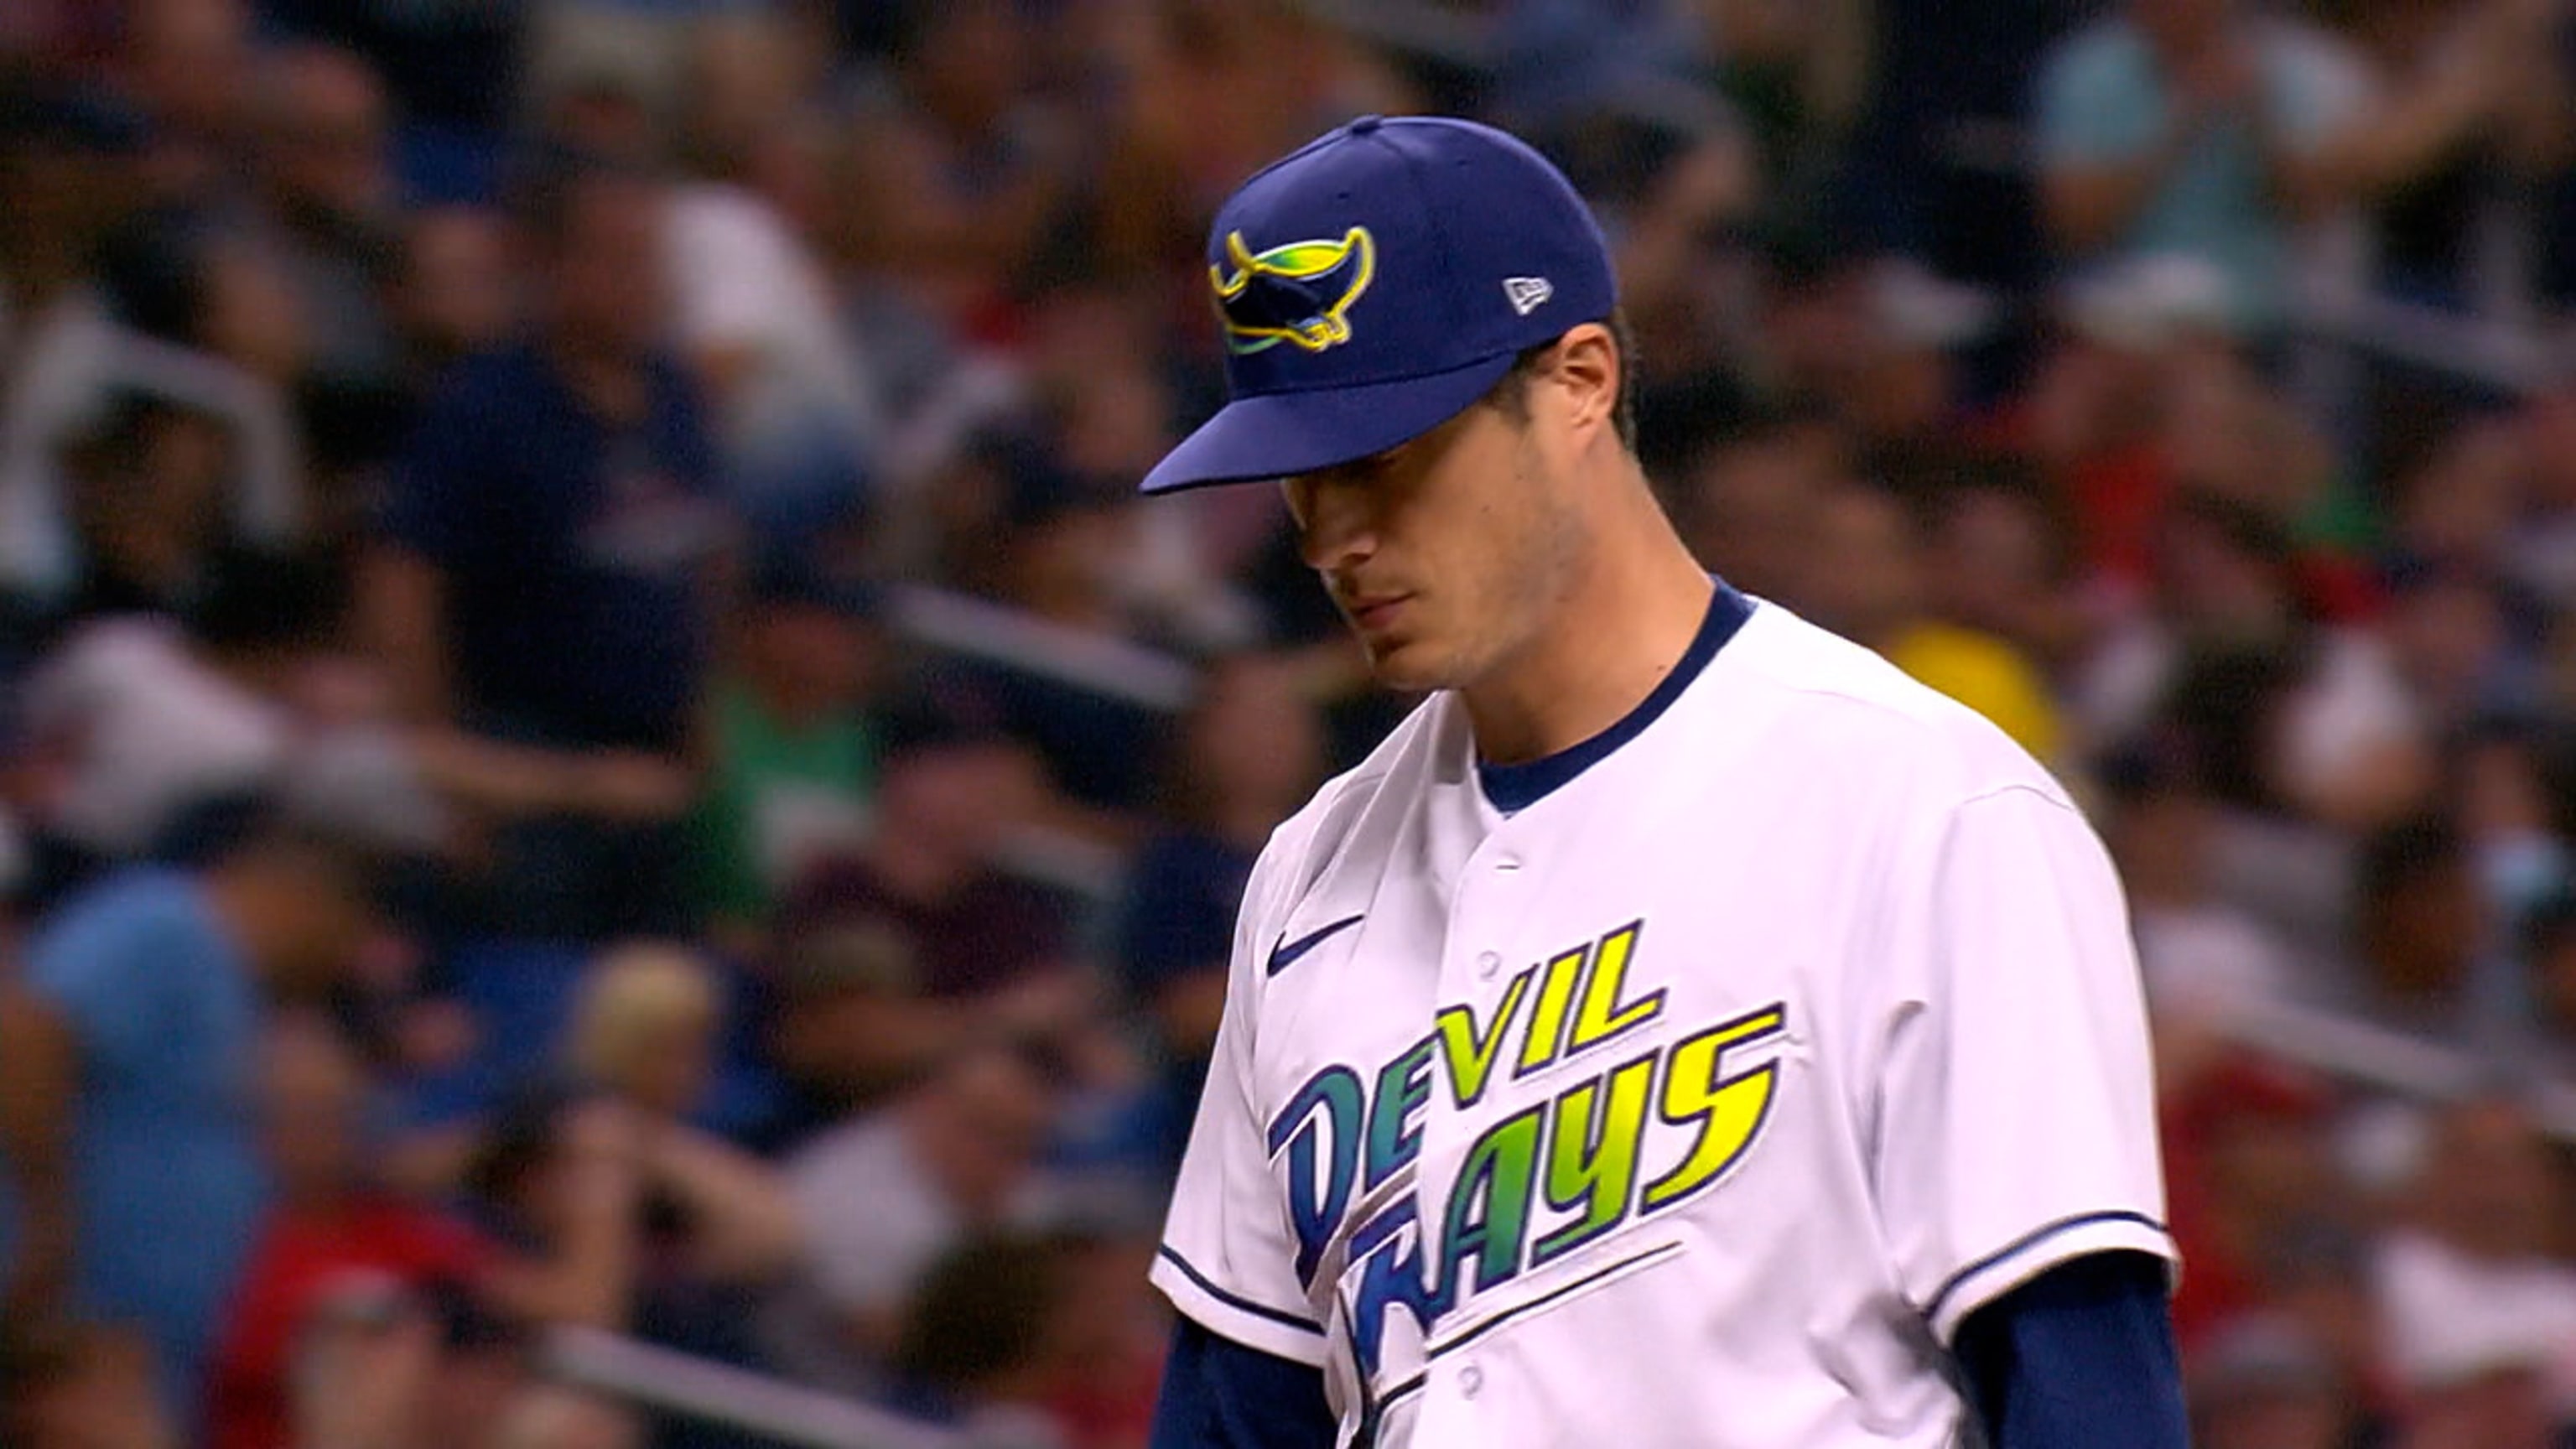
1477,582 -> 1753,815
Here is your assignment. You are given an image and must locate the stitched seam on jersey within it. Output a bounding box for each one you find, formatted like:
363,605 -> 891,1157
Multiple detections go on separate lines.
1156,1245 -> 1327,1335
1948,780 -> 2083,816
1348,1242 -> 1684,1441
1422,1239 -> 1685,1361
1921,1210 -> 2173,1326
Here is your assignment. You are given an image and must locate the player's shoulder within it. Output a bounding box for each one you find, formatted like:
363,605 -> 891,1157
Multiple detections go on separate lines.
1235,695 -> 1451,927
1719,600 -> 2073,811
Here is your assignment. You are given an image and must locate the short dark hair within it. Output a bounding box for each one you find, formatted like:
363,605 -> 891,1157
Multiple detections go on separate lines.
1486,309 -> 1642,454
2355,811 -> 2465,917
891,1233 -> 1075,1394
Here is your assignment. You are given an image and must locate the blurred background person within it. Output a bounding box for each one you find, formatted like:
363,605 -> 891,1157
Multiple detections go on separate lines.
0,811 -> 383,1426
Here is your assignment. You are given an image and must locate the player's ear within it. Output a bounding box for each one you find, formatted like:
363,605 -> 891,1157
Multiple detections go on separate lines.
1549,322 -> 1619,447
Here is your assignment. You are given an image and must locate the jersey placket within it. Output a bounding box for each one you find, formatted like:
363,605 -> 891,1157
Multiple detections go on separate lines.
1401,823 -> 1539,1438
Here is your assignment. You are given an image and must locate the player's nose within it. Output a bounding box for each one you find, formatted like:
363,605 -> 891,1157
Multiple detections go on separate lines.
1285,475 -> 1376,573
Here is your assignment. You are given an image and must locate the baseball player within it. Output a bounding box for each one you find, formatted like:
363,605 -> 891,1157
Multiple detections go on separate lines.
1135,115 -> 2186,1449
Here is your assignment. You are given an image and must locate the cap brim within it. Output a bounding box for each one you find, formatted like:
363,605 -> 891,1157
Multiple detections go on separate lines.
1140,350 -> 1523,495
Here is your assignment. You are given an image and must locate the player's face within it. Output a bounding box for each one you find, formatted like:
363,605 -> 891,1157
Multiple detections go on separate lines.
1284,389 -> 1584,694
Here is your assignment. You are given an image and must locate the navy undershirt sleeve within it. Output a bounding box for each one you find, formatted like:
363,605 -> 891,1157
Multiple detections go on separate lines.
1952,1251 -> 2187,1449
1150,1317 -> 1338,1449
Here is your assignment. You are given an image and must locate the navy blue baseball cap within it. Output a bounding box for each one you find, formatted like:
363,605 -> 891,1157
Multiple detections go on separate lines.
1140,114 -> 1618,496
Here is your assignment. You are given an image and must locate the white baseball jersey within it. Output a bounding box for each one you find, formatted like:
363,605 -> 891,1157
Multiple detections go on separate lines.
1152,590 -> 2175,1447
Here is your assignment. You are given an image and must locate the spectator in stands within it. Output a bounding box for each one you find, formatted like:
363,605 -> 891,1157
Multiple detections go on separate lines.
1996,256 -> 2232,605
881,1233 -> 1082,1439
2185,1313 -> 2358,1449
0,813 -> 384,1423
693,558 -> 884,948
878,0 -> 1079,297
461,1069 -> 799,1422
2340,812 -> 2488,1041
775,1041 -> 1072,1388
2382,564 -> 2532,735
44,388 -> 242,625
122,0 -> 257,206
2389,409 -> 2526,579
1115,653 -> 1325,1178
2156,339 -> 2336,541
393,207 -> 511,370
1915,468 -> 2088,668
270,1206 -> 640,1449
772,688 -> 1084,1056
2,200 -> 310,618
763,917 -> 950,1133
366,148 -> 729,943
954,439 -> 1171,828
0,1321 -> 178,1449
665,13 -> 881,550
251,45 -> 402,411
558,943 -> 802,1419
95,203 -> 309,392
15,544 -> 439,907
2034,0 -> 2367,339
1609,129 -> 1762,399
1793,478 -> 2068,764
2099,747 -> 2299,1092
206,1012 -> 489,1449
2315,0 -> 2576,311
2375,1097 -> 2576,1438
2264,1220 -> 2402,1442
1836,256 -> 1997,464
2158,1056 -> 2346,1352
0,87 -> 148,543
886,1229 -> 1164,1449
1669,397 -> 1850,605
2085,493 -> 2432,833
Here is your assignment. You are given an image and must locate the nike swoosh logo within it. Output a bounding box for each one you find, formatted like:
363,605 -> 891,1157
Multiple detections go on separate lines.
1266,914 -> 1365,978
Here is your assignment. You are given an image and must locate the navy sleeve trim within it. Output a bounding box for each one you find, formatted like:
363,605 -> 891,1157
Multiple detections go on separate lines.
1157,1245 -> 1327,1336
1924,1210 -> 2170,1326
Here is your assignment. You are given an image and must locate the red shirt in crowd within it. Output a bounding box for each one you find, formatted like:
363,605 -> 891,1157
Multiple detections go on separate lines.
205,1196 -> 491,1449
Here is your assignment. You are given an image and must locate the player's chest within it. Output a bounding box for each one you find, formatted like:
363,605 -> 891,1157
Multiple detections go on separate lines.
1248,810 -> 1861,1376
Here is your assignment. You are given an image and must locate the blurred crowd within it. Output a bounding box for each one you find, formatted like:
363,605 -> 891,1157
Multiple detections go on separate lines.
1,0 -> 2575,1446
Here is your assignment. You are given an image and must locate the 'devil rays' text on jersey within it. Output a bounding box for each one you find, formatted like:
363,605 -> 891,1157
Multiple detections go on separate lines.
1152,592 -> 2174,1449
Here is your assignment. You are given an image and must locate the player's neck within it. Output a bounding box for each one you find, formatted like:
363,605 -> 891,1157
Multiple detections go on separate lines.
1461,501 -> 1716,767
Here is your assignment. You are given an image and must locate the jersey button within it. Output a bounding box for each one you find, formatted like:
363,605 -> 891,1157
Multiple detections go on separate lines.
1458,1363 -> 1484,1398
1475,951 -> 1501,979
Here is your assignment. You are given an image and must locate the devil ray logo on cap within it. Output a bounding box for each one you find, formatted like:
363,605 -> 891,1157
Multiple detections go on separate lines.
1211,227 -> 1376,355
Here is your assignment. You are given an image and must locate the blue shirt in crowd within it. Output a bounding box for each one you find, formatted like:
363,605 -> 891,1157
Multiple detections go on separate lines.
2035,18 -> 2365,335
18,869 -> 269,1420
385,343 -> 727,754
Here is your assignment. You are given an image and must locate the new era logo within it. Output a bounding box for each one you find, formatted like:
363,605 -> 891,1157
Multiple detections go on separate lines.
1504,276 -> 1554,316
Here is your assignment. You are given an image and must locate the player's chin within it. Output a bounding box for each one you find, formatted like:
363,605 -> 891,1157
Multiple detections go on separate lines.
1361,635 -> 1458,695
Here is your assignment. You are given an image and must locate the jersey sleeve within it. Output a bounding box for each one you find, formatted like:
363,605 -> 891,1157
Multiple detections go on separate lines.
1871,783 -> 2178,1343
1150,837 -> 1334,1366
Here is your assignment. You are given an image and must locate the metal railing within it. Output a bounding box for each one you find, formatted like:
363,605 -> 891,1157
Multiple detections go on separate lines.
542,1326 -> 1060,1449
